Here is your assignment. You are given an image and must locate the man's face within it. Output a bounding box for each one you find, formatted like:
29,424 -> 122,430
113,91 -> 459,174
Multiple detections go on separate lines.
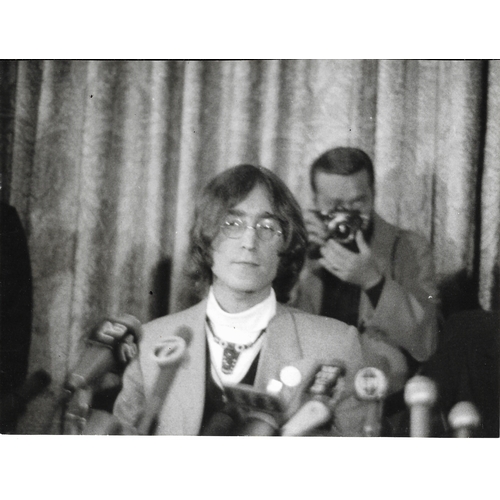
313,169 -> 374,221
211,185 -> 283,307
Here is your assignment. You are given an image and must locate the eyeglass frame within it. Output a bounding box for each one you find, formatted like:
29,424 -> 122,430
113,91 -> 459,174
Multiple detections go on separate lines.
219,216 -> 283,242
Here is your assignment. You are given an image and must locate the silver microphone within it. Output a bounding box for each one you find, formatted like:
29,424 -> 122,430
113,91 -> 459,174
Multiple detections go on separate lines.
404,375 -> 438,437
448,401 -> 481,438
354,366 -> 389,437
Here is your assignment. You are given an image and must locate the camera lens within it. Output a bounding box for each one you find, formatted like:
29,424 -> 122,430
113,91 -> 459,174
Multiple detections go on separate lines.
325,211 -> 363,252
327,216 -> 356,244
329,220 -> 353,242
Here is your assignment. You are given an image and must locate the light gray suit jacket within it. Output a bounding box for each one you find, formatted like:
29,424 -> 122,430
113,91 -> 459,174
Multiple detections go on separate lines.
113,298 -> 407,436
291,214 -> 439,363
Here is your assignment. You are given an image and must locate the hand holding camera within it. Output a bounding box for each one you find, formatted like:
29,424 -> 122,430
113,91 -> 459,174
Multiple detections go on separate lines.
306,209 -> 383,290
306,209 -> 366,256
304,210 -> 330,257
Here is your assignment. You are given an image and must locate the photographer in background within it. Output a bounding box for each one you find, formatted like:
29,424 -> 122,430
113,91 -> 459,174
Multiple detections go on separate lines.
291,147 -> 439,384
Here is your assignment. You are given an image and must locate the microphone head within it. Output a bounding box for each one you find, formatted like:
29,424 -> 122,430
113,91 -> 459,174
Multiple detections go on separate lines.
95,314 -> 142,345
106,314 -> 142,338
281,358 -> 346,389
153,337 -> 187,367
152,326 -> 193,367
173,325 -> 193,346
404,375 -> 438,407
281,400 -> 332,437
279,359 -> 346,418
202,412 -> 236,436
448,401 -> 481,430
354,367 -> 389,401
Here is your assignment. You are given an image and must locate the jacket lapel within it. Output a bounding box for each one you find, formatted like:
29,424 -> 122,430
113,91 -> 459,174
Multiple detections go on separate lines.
254,304 -> 303,391
155,300 -> 305,434
369,214 -> 398,277
156,300 -> 208,435
359,214 -> 399,322
297,266 -> 324,315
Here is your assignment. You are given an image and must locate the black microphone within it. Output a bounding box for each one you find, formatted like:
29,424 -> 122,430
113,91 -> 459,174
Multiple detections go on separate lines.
0,369 -> 52,426
64,314 -> 142,394
224,384 -> 284,436
353,366 -> 389,437
200,407 -> 239,436
138,326 -> 193,435
221,359 -> 346,436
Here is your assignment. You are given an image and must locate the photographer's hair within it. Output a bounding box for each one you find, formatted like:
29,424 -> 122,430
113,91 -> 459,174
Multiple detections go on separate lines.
186,164 -> 307,303
309,147 -> 375,193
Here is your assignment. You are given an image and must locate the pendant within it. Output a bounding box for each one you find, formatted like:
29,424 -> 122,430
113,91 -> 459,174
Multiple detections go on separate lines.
221,344 -> 241,374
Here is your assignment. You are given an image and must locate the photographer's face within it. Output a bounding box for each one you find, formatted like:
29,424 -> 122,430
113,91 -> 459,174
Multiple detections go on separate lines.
313,169 -> 374,220
211,185 -> 284,311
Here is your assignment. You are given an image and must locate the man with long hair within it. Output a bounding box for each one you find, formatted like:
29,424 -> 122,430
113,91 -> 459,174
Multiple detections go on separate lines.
112,164 -> 406,435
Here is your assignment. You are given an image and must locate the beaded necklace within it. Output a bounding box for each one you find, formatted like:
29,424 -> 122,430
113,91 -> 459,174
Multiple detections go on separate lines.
205,316 -> 266,375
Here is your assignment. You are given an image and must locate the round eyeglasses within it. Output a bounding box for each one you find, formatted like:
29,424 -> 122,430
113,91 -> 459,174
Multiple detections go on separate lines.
220,217 -> 283,241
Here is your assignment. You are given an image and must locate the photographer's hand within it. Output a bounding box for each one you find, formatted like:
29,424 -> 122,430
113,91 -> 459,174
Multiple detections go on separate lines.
319,230 -> 383,290
304,209 -> 328,248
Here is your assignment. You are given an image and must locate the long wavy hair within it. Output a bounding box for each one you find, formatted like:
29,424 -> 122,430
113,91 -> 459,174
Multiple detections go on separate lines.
186,164 -> 307,303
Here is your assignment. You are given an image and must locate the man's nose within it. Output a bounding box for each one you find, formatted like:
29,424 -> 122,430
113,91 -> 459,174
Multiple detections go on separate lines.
240,225 -> 258,249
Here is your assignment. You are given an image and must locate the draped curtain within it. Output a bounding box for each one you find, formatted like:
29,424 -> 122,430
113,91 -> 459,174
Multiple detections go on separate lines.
1,60 -> 498,433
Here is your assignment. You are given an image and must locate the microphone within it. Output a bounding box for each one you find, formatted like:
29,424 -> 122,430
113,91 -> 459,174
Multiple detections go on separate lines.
224,383 -> 284,436
404,375 -> 438,437
280,400 -> 333,437
138,326 -> 193,435
218,378 -> 291,436
280,361 -> 346,436
65,314 -> 142,394
62,386 -> 94,435
353,366 -> 389,437
0,369 -> 51,427
200,407 -> 239,436
222,359 -> 346,436
448,401 -> 481,438
280,360 -> 346,415
200,379 -> 268,436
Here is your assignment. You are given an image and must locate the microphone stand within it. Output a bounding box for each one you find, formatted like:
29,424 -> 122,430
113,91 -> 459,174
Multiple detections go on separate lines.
60,315 -> 142,435
61,385 -> 94,435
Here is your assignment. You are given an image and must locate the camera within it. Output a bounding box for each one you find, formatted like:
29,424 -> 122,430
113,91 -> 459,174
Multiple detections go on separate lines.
322,210 -> 364,246
308,210 -> 366,257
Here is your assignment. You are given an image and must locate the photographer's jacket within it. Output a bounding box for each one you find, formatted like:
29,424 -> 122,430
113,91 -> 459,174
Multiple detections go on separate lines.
291,213 -> 439,364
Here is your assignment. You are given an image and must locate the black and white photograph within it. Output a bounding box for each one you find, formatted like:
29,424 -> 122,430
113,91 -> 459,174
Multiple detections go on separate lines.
1,5 -> 498,499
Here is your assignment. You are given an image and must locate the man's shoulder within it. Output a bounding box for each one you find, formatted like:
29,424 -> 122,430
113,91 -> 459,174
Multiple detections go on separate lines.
277,303 -> 356,336
276,304 -> 362,364
372,213 -> 431,253
141,300 -> 206,343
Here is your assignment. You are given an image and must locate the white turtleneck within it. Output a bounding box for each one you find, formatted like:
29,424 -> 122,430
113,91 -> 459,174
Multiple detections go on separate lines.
206,286 -> 277,386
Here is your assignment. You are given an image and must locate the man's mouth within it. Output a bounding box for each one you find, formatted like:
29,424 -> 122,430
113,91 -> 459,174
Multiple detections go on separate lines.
234,260 -> 259,266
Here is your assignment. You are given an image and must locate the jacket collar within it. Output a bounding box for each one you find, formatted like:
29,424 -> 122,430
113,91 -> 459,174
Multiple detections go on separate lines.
369,213 -> 400,277
156,299 -> 303,434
